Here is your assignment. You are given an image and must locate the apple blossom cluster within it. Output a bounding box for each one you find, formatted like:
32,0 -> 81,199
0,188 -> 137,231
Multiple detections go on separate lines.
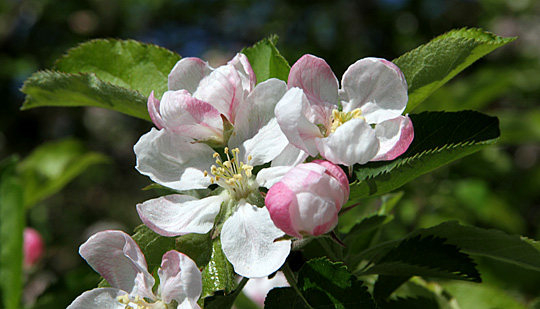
71,52 -> 413,307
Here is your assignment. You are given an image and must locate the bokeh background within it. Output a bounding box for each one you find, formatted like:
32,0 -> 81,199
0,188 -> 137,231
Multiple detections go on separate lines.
1,0 -> 540,307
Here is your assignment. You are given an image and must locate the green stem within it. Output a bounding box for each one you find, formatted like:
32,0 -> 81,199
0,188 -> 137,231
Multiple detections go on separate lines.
317,237 -> 339,261
282,262 -> 314,309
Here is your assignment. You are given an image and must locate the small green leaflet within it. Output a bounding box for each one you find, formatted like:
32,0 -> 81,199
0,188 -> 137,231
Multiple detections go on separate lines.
54,39 -> 181,98
349,110 -> 500,201
265,258 -> 378,309
360,221 -> 540,273
21,71 -> 151,121
201,237 -> 236,300
131,224 -> 176,272
242,35 -> 291,84
394,28 -> 516,113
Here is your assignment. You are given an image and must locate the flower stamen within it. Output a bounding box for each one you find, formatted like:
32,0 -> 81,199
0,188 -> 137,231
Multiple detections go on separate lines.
205,148 -> 255,199
329,108 -> 365,134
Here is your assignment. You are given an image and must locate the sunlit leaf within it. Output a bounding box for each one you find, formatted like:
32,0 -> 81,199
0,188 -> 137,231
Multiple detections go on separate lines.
349,111 -> 500,201
394,28 -> 516,112
242,35 -> 291,84
54,39 -> 181,98
131,224 -> 176,272
200,237 -> 236,300
442,281 -> 526,309
18,139 -> 109,208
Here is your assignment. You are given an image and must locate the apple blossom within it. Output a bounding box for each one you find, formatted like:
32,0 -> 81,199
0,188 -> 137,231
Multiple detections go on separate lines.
134,54 -> 295,278
68,230 -> 202,309
275,54 -> 414,166
265,160 -> 349,238
147,53 -> 256,147
242,272 -> 289,307
23,227 -> 44,268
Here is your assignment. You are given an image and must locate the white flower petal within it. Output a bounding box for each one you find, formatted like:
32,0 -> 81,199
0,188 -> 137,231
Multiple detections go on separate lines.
221,202 -> 291,278
79,231 -> 155,299
137,195 -> 225,237
255,166 -> 295,189
275,88 -> 323,156
148,91 -> 165,129
316,118 -> 380,165
67,288 -> 128,309
158,250 -> 202,307
134,128 -> 214,191
271,143 -> 309,167
341,58 -> 408,123
168,57 -> 213,93
372,115 -> 414,161
229,53 -> 256,92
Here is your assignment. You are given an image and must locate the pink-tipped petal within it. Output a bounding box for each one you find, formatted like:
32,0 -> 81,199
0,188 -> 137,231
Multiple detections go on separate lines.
315,118 -> 380,166
79,231 -> 155,299
311,160 -> 350,199
67,288 -> 128,309
137,195 -> 225,237
292,191 -> 338,236
148,91 -> 165,129
159,90 -> 224,142
158,251 -> 202,307
134,128 -> 215,191
221,202 -> 291,278
372,115 -> 414,161
341,57 -> 408,123
265,182 -> 302,238
288,54 -> 340,109
168,58 -> 212,93
275,88 -> 323,156
229,53 -> 256,91
23,227 -> 44,267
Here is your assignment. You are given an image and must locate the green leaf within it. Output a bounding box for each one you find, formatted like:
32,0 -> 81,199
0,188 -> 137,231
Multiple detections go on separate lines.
362,235 -> 481,282
201,237 -> 236,300
175,232 -> 213,268
349,111 -> 500,201
442,281 -> 526,309
266,258 -> 378,309
393,28 -> 516,112
342,215 -> 388,264
241,35 -> 291,84
361,221 -> 540,273
54,39 -> 181,98
18,139 -> 109,208
131,224 -> 176,271
378,296 -> 440,309
21,70 -> 151,121
203,278 -> 249,309
0,157 -> 25,309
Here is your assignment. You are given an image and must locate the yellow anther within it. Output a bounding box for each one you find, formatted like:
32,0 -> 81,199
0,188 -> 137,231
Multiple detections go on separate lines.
204,170 -> 208,177
213,153 -> 220,158
247,155 -> 252,161
224,147 -> 229,154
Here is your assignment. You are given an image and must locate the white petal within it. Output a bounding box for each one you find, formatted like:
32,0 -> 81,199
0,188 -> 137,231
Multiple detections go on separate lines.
275,88 -> 323,156
256,166 -> 295,189
372,115 -> 414,161
168,58 -> 213,93
158,250 -> 202,307
242,271 -> 289,306
79,231 -> 155,299
341,58 -> 408,123
316,118 -> 380,165
137,195 -> 225,237
134,128 -> 214,191
67,288 -> 128,309
221,202 -> 291,278
271,143 -> 309,167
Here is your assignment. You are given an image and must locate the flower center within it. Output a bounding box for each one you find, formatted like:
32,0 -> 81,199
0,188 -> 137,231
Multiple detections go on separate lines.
328,108 -> 365,135
116,294 -> 167,309
204,147 -> 255,200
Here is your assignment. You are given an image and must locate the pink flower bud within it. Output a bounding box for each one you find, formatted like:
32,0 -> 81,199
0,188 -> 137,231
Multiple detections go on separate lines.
265,160 -> 349,238
23,227 -> 44,267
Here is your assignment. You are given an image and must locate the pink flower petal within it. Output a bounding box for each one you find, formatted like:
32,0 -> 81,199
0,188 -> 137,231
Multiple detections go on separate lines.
372,115 -> 414,161
147,91 -> 165,129
67,288 -> 128,309
158,251 -> 202,307
79,231 -> 155,299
